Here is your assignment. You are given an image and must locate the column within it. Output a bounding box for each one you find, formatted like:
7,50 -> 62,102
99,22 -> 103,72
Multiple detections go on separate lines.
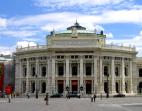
121,58 -> 126,94
129,60 -> 133,93
51,57 -> 55,94
46,60 -> 48,93
66,56 -> 69,87
80,56 -> 83,89
19,59 -> 22,94
48,58 -> 52,94
35,58 -> 39,93
99,56 -> 103,93
111,57 -> 116,94
94,57 -> 98,93
26,58 -> 29,94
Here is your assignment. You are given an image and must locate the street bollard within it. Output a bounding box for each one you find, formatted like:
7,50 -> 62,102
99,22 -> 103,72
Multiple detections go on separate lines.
46,93 -> 48,105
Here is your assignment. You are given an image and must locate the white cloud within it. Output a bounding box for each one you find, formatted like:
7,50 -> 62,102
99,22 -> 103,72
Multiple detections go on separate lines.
7,9 -> 142,32
35,0 -> 125,8
16,41 -> 37,48
105,32 -> 113,38
0,46 -> 15,55
106,30 -> 142,56
0,30 -> 38,37
0,18 -> 7,27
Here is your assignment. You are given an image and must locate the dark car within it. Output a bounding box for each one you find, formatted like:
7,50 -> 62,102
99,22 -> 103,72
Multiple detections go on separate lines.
50,93 -> 62,98
113,93 -> 125,97
68,91 -> 80,98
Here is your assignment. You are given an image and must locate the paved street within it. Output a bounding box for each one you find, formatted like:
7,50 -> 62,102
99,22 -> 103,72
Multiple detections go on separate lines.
0,97 -> 142,111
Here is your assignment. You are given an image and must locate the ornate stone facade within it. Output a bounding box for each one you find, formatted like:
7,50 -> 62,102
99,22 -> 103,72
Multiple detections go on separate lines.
15,22 -> 142,96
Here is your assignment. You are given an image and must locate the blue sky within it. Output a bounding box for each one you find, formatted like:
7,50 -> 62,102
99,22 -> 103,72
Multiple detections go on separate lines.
0,0 -> 142,56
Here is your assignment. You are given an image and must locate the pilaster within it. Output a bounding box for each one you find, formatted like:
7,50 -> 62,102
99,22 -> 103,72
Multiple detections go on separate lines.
111,57 -> 116,94
66,56 -> 69,87
51,57 -> 55,94
129,60 -> 133,94
26,58 -> 29,94
94,56 -> 98,93
80,56 -> 83,88
121,58 -> 126,94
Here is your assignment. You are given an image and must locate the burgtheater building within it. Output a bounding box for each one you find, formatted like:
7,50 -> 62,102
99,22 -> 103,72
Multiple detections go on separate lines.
15,22 -> 142,96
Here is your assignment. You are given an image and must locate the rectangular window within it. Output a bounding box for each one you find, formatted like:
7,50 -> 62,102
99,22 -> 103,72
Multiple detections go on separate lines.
72,65 -> 77,76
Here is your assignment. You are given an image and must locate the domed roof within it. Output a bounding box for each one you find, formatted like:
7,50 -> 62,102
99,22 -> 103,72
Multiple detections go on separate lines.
67,21 -> 86,30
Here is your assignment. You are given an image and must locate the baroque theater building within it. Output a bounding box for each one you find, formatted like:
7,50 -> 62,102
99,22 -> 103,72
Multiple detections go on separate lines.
15,22 -> 142,96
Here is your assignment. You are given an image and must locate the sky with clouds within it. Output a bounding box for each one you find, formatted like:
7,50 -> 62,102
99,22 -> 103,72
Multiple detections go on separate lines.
0,0 -> 142,56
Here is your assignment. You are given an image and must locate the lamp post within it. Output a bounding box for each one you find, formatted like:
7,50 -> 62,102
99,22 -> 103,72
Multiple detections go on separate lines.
106,73 -> 109,98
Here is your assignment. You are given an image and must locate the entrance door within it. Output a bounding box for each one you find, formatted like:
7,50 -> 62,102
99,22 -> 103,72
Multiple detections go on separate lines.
86,80 -> 92,94
72,80 -> 78,92
104,82 -> 108,93
116,82 -> 119,93
58,80 -> 64,94
139,82 -> 142,93
41,82 -> 46,93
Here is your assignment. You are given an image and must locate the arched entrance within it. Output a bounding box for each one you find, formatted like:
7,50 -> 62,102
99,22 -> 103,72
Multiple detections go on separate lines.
58,80 -> 64,94
138,82 -> 142,93
86,80 -> 92,94
104,82 -> 108,93
31,82 -> 35,93
125,82 -> 128,93
41,82 -> 46,93
115,82 -> 119,93
72,80 -> 78,92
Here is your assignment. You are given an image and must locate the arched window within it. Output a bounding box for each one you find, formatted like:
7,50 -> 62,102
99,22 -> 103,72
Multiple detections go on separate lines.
42,66 -> 46,77
139,69 -> 142,77
115,67 -> 119,76
23,67 -> 27,77
86,63 -> 92,76
72,63 -> 78,76
32,67 -> 35,76
58,63 -> 64,76
104,66 -> 108,76
125,67 -> 128,76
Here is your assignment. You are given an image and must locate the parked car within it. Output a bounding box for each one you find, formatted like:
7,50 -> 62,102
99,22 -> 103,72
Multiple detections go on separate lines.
68,91 -> 80,98
0,91 -> 6,98
50,93 -> 62,98
113,93 -> 125,97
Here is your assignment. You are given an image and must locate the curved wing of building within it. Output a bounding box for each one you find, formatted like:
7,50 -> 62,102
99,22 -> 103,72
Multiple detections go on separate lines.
15,22 -> 139,96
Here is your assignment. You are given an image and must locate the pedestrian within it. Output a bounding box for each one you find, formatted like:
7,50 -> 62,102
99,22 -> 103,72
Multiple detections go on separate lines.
93,94 -> 96,102
91,94 -> 94,102
27,92 -> 30,99
100,93 -> 102,100
66,91 -> 69,99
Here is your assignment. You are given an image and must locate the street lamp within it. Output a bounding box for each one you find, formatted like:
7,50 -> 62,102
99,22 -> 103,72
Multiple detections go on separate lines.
106,73 -> 109,98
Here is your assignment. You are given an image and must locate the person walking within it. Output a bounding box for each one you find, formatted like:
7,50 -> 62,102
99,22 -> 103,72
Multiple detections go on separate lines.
91,94 -> 94,102
93,94 -> 96,102
26,92 -> 30,99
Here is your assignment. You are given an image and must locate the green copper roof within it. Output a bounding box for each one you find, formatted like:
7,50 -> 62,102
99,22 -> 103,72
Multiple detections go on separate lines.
58,30 -> 95,34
